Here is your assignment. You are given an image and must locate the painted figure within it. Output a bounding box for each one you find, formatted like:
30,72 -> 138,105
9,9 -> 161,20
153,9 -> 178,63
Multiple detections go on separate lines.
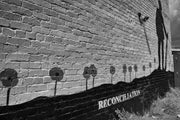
156,0 -> 168,70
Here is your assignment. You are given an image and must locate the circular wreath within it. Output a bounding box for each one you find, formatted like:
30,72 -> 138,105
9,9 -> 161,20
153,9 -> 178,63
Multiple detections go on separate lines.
83,67 -> 91,80
49,67 -> 64,81
110,66 -> 115,75
90,64 -> 97,78
0,68 -> 18,88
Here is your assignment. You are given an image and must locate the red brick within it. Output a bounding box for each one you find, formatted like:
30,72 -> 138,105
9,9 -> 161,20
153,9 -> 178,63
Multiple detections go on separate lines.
4,62 -> 20,69
33,12 -> 50,21
59,0 -> 72,4
0,18 -> 9,27
54,37 -> 63,43
0,44 -> 4,53
0,53 -> 7,60
0,1 -> 11,11
18,69 -> 29,78
10,86 -> 27,95
45,36 -> 54,42
6,53 -> 30,62
29,62 -> 42,69
18,46 -> 37,54
0,96 -> 7,106
65,75 -> 82,81
43,8 -> 58,17
51,17 -> 65,25
67,22 -> 81,29
10,21 -> 32,32
47,83 -> 62,90
43,76 -> 52,83
2,0 -> 22,6
23,17 -> 40,26
38,48 -> 55,55
36,33 -> 45,41
58,25 -> 72,33
0,35 -> 7,43
50,30 -> 65,37
16,30 -> 26,38
11,5 -> 33,16
67,11 -> 78,18
73,29 -> 84,36
30,55 -> 43,62
32,26 -> 41,33
65,33 -> 78,40
62,39 -> 79,45
27,84 -> 47,92
3,45 -> 18,53
58,13 -> 72,22
51,4 -> 66,14
0,10 -> 22,21
54,50 -> 71,57
78,36 -> 90,42
0,88 -> 7,96
68,87 -> 82,94
7,37 -> 31,47
41,21 -> 57,30
22,1 -> 43,12
28,69 -> 48,77
2,28 -> 15,37
87,0 -> 96,5
56,1 -> 70,9
83,32 -> 93,38
63,81 -> 81,88
22,77 -> 33,86
13,93 -> 32,105
31,41 -> 41,48
33,77 -> 43,84
20,62 -> 29,69
93,35 -> 108,42
26,32 -> 36,40
25,0 -> 51,8
41,27 -> 50,35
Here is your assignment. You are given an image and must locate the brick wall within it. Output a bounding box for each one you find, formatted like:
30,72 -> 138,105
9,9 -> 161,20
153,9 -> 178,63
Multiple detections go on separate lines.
0,0 -> 173,105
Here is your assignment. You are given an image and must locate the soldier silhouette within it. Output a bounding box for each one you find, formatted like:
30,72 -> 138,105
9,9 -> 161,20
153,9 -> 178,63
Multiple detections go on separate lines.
156,0 -> 168,70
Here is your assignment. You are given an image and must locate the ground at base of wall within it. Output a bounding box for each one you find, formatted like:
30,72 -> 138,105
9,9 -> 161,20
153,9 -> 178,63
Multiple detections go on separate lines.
112,88 -> 180,120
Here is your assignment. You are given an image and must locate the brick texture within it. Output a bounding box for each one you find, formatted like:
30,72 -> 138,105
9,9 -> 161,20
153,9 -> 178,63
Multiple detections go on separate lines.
0,0 -> 173,108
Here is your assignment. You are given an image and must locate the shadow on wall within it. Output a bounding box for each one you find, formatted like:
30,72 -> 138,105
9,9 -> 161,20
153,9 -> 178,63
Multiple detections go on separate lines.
83,64 -> 97,91
49,67 -> 64,96
156,0 -> 169,70
128,66 -> 132,82
110,66 -> 115,84
123,64 -> 127,82
0,69 -> 18,106
134,64 -> 138,78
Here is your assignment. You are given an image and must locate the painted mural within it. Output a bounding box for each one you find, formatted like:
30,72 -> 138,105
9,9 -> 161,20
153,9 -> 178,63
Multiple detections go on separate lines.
156,0 -> 169,70
0,0 -> 173,119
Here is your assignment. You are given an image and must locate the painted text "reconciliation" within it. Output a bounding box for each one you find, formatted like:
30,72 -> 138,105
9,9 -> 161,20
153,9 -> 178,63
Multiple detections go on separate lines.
98,90 -> 141,110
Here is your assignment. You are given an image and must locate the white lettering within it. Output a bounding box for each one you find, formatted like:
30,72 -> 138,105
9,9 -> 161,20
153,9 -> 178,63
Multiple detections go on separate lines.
107,98 -> 111,106
98,90 -> 141,110
98,101 -> 104,110
104,99 -> 108,108
111,97 -> 116,105
122,94 -> 126,101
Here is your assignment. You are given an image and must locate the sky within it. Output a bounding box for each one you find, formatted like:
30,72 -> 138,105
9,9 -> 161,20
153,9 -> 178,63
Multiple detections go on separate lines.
169,0 -> 180,48
169,0 -> 180,18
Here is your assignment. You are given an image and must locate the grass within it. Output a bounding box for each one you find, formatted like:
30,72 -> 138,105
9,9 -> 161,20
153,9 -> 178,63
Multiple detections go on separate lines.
114,88 -> 180,120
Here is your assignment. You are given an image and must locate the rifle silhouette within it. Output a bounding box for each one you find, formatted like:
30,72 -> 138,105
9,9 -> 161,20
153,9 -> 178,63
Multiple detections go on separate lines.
138,13 -> 151,55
